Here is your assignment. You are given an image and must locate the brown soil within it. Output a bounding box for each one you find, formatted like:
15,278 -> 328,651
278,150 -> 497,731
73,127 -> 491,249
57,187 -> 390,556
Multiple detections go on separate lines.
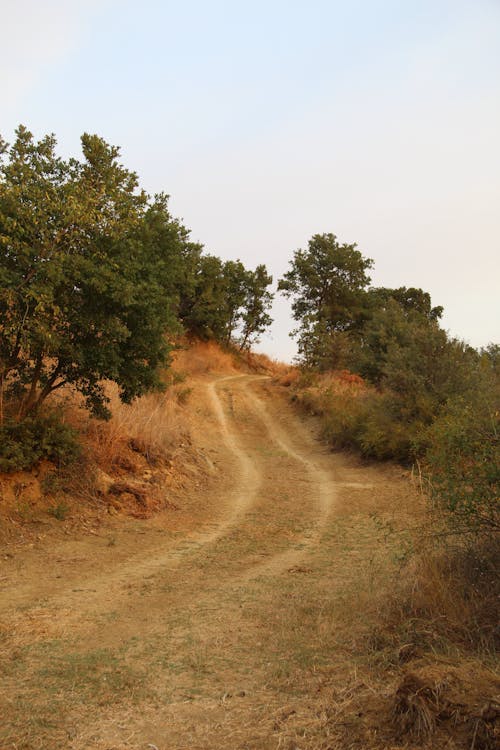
0,375 -> 497,749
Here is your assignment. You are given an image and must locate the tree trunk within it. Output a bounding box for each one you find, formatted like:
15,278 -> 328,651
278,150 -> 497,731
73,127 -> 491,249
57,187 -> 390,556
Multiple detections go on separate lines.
18,361 -> 65,420
18,355 -> 44,419
33,369 -> 66,412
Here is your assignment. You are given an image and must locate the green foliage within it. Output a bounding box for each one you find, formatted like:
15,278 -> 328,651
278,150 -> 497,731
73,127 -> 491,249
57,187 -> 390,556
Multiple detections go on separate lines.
0,126 -> 184,419
284,230 -> 499,536
0,413 -> 81,472
424,383 -> 499,532
179,254 -> 229,341
179,255 -> 273,348
355,393 -> 426,461
367,286 -> 443,322
351,298 -> 476,411
278,233 -> 373,368
239,264 -> 273,349
0,125 -> 274,425
317,390 -> 370,451
298,385 -> 425,462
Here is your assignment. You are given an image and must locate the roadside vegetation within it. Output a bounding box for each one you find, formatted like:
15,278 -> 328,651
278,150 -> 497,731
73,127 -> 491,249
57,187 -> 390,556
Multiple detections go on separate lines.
278,232 -> 499,747
279,232 -> 498,535
0,125 -> 274,474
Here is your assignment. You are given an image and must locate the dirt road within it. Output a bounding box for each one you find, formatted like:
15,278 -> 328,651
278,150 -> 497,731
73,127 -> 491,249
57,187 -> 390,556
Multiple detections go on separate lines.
0,375 -> 417,749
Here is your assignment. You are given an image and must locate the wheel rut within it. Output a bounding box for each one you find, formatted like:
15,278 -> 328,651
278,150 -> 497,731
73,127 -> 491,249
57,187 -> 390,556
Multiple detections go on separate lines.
1,375 -> 336,624
224,376 -> 337,579
0,371 -> 416,750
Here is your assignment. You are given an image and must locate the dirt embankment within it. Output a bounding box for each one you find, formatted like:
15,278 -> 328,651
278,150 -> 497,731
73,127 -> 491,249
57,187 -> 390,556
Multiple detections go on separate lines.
0,374 -> 498,750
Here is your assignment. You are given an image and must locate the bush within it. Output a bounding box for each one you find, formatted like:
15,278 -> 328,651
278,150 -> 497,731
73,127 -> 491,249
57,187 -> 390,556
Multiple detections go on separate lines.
0,413 -> 81,472
319,390 -> 368,450
424,393 -> 499,532
358,393 -> 430,462
296,378 -> 426,463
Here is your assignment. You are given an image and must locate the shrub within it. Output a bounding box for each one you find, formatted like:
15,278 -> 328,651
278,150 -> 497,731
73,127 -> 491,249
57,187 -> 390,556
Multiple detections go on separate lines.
0,413 -> 81,472
295,376 -> 426,462
319,390 -> 368,450
424,393 -> 499,532
357,393 -> 429,462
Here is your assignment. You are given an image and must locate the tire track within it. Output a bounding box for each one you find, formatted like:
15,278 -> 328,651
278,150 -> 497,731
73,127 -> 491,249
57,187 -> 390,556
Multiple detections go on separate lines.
0,374 -> 335,648
232,378 -> 338,579
0,375 -> 262,629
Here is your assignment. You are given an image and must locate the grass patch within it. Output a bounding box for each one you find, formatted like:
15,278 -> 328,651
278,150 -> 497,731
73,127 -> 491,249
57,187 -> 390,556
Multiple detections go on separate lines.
0,639 -> 152,748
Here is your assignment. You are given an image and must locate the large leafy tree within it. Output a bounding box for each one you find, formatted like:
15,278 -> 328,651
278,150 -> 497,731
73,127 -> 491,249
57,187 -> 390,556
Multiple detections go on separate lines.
0,126 -> 181,420
179,255 -> 273,348
278,233 -> 373,368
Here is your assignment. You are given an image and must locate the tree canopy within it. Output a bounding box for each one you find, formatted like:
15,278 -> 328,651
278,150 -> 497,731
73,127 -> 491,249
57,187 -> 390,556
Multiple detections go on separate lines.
278,233 -> 373,368
178,256 -> 273,349
0,126 -> 274,422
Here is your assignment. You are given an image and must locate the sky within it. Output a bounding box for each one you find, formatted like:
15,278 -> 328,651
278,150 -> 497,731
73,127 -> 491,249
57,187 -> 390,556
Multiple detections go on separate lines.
2,0 -> 499,360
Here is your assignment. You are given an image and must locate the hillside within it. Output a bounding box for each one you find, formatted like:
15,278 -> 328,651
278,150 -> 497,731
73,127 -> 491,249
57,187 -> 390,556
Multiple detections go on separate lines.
0,344 -> 497,749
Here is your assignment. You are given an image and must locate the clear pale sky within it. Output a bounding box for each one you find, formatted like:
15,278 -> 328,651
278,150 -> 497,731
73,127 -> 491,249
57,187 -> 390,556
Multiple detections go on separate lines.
2,0 -> 499,360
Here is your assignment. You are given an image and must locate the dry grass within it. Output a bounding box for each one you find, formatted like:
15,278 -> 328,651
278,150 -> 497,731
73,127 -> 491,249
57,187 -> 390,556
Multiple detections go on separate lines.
1,363 -> 498,750
64,338 -> 242,477
254,462 -> 499,749
239,349 -> 292,376
172,339 -> 238,375
82,384 -> 191,471
54,337 -> 252,512
392,670 -> 448,739
393,532 -> 500,655
286,368 -> 369,418
46,379 -> 196,518
276,367 -> 301,387
298,369 -> 366,393
266,546 -> 500,749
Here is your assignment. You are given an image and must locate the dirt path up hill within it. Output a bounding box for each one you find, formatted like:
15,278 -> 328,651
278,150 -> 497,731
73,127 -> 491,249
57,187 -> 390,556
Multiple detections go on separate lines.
0,375 -> 424,750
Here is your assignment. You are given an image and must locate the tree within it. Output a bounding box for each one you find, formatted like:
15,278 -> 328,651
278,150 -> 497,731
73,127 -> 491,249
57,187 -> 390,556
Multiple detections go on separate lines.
178,254 -> 229,341
381,323 -> 479,424
278,233 -> 373,368
367,286 -> 443,321
179,254 -> 273,348
0,126 -> 181,420
239,264 -> 273,350
222,260 -> 249,345
350,297 -> 440,385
